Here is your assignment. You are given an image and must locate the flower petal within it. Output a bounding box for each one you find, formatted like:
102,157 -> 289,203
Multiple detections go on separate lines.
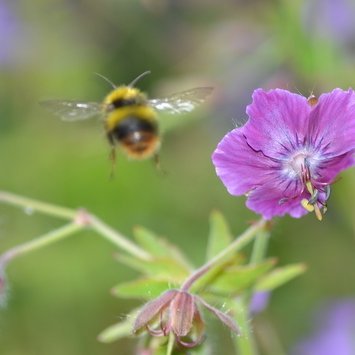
176,307 -> 205,348
212,128 -> 280,196
316,151 -> 355,184
196,296 -> 240,334
245,89 -> 311,159
246,184 -> 309,219
170,291 -> 195,337
133,289 -> 178,333
307,88 -> 355,157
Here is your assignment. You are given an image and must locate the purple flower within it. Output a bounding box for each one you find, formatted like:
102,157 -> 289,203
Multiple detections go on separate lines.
292,300 -> 355,355
212,88 -> 355,220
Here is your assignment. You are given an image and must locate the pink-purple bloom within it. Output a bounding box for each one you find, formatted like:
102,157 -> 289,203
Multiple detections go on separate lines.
212,88 -> 355,220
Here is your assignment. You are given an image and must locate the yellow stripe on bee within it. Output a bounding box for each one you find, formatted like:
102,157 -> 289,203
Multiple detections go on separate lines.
103,86 -> 144,105
105,105 -> 157,131
103,86 -> 157,131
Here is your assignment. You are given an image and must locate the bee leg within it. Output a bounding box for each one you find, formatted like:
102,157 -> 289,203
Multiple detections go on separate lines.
109,146 -> 116,179
153,154 -> 167,176
106,132 -> 117,178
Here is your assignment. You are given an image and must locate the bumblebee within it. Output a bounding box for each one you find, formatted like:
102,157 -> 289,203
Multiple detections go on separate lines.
41,71 -> 213,164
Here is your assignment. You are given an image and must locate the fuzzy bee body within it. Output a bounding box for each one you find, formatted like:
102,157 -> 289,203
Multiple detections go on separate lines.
103,86 -> 160,159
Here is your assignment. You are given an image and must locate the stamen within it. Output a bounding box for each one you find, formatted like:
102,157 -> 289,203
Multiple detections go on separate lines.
301,199 -> 315,212
308,187 -> 319,205
324,185 -> 331,200
314,204 -> 323,221
300,180 -> 328,221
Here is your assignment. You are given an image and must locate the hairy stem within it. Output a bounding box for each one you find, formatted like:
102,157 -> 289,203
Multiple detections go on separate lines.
234,297 -> 258,355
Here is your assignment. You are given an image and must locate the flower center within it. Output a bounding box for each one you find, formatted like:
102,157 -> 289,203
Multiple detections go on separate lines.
284,150 -> 330,221
288,151 -> 312,180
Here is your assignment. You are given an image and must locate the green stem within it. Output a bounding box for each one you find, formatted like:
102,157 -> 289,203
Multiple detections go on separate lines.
0,191 -> 76,220
243,228 -> 271,303
88,214 -> 151,261
0,222 -> 82,268
181,219 -> 267,292
250,229 -> 270,265
234,297 -> 257,355
0,191 -> 151,263
166,333 -> 175,355
234,226 -> 271,355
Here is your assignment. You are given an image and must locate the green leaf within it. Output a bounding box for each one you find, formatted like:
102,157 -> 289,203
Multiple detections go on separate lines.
206,210 -> 233,260
112,278 -> 175,299
115,253 -> 190,280
97,310 -> 138,343
255,263 -> 307,292
207,259 -> 276,296
133,226 -> 192,269
190,254 -> 245,293
133,226 -> 170,257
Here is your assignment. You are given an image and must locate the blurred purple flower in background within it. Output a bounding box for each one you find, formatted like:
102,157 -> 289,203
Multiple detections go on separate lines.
302,0 -> 355,47
249,291 -> 270,315
0,0 -> 28,67
292,299 -> 355,355
212,88 -> 355,220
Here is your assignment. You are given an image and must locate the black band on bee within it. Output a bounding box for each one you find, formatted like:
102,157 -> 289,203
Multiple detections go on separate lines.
111,98 -> 138,109
113,116 -> 157,141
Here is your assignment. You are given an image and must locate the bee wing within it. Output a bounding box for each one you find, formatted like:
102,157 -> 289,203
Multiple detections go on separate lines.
40,100 -> 103,121
149,87 -> 213,114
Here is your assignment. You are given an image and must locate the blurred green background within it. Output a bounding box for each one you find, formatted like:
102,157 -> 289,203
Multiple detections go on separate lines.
0,0 -> 354,354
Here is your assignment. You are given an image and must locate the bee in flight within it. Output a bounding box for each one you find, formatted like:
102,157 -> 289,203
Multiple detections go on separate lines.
41,71 -> 213,169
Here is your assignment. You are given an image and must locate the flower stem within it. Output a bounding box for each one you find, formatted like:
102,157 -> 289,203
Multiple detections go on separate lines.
0,191 -> 76,220
243,227 -> 271,303
88,214 -> 151,261
0,222 -> 82,269
180,219 -> 268,292
234,226 -> 271,355
250,228 -> 270,265
0,191 -> 151,263
166,333 -> 175,355
233,297 -> 258,355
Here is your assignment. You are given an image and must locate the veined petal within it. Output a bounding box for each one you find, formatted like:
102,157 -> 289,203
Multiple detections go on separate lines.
176,306 -> 205,348
170,291 -> 195,337
245,89 -> 311,159
315,151 -> 355,184
212,128 -> 280,196
307,89 -> 355,157
246,184 -> 309,219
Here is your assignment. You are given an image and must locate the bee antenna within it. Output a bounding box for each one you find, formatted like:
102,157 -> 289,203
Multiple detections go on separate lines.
94,73 -> 117,89
129,71 -> 151,87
